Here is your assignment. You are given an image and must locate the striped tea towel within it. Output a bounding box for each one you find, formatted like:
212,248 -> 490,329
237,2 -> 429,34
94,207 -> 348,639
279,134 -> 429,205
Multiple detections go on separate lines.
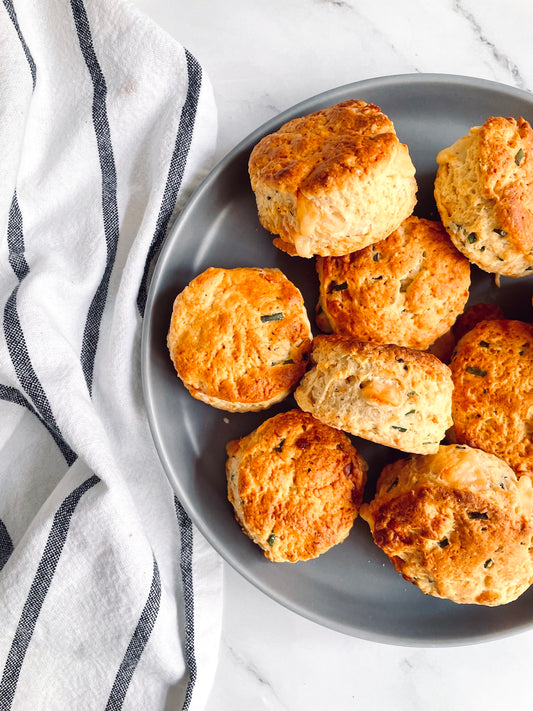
0,1 -> 223,709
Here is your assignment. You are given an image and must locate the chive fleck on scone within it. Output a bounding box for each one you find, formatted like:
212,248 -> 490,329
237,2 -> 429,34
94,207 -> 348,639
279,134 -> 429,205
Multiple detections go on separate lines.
167,267 -> 312,412
450,318 -> 533,477
294,335 -> 453,454
225,409 -> 367,562
248,100 -> 417,258
434,115 -> 533,277
315,216 -> 471,349
360,445 -> 533,606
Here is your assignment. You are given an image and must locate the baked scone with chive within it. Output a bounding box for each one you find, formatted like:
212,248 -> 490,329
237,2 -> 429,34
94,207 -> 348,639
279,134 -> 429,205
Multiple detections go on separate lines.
226,409 -> 367,562
294,335 -> 453,454
249,99 -> 417,258
360,445 -> 533,606
434,115 -> 533,277
450,318 -> 533,477
167,267 -> 312,412
316,216 -> 471,349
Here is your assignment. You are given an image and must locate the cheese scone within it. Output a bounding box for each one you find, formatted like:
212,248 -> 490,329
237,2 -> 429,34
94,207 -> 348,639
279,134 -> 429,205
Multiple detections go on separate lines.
450,318 -> 533,477
316,216 -> 470,349
249,100 -> 417,258
226,409 -> 367,562
294,335 -> 453,454
167,267 -> 312,412
434,115 -> 533,277
361,445 -> 533,606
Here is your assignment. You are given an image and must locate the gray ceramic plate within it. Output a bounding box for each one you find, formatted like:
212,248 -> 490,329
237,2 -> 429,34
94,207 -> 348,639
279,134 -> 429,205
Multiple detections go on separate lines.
141,74 -> 533,646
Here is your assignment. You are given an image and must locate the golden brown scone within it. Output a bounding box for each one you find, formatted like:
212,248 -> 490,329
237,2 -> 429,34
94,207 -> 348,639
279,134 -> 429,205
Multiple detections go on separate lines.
450,318 -> 533,477
167,267 -> 312,412
248,100 -> 417,258
360,445 -> 533,606
434,115 -> 533,277
315,216 -> 470,349
226,409 -> 367,562
294,335 -> 453,454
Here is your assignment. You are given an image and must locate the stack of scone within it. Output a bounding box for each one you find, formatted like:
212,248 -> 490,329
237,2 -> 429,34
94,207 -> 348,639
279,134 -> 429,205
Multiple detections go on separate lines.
166,98 -> 533,606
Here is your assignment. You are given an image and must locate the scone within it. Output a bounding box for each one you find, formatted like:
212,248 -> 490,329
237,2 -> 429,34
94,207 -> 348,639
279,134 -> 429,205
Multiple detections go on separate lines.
434,115 -> 533,277
316,216 -> 471,349
294,334 -> 453,454
249,99 -> 417,258
167,267 -> 312,412
225,409 -> 367,562
450,318 -> 533,477
360,445 -> 533,606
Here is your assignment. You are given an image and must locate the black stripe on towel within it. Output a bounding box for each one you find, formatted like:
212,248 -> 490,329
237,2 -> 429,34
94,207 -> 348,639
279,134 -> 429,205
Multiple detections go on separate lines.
136,49 -> 203,317
0,519 -> 14,573
2,0 -> 37,88
70,0 -> 120,395
5,194 -> 29,281
174,497 -> 197,710
105,557 -> 161,711
3,195 -> 77,467
0,383 -> 76,467
1,14 -> 74,465
0,474 -> 100,709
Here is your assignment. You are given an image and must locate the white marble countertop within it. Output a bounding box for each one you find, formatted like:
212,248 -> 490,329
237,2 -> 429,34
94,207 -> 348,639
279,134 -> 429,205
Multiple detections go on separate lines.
132,1 -> 533,708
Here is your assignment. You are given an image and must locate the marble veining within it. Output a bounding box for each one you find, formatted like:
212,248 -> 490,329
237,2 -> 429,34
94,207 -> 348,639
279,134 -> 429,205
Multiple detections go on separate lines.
316,0 -> 353,10
223,639 -> 290,711
453,0 -> 528,89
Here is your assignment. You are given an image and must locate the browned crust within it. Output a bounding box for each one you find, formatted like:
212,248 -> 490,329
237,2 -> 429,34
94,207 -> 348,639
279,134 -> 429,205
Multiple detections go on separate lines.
450,319 -> 533,476
226,409 -> 367,562
311,333 -> 451,377
361,446 -> 533,605
249,100 -> 399,196
480,116 -> 533,255
315,216 -> 470,349
370,483 -> 533,605
167,267 -> 311,409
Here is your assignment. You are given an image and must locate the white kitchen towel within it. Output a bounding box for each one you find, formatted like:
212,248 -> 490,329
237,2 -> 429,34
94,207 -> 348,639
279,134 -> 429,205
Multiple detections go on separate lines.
0,1 -> 223,709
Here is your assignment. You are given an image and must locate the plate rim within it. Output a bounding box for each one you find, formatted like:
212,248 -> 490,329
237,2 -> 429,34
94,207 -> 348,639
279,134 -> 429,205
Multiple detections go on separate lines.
141,73 -> 533,646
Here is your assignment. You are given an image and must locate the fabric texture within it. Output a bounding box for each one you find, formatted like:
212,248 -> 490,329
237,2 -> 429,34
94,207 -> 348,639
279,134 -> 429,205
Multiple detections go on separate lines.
0,1 -> 223,709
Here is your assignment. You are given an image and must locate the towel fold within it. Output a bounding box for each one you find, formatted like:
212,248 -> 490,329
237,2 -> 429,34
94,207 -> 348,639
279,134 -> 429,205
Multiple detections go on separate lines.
0,1 -> 223,708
